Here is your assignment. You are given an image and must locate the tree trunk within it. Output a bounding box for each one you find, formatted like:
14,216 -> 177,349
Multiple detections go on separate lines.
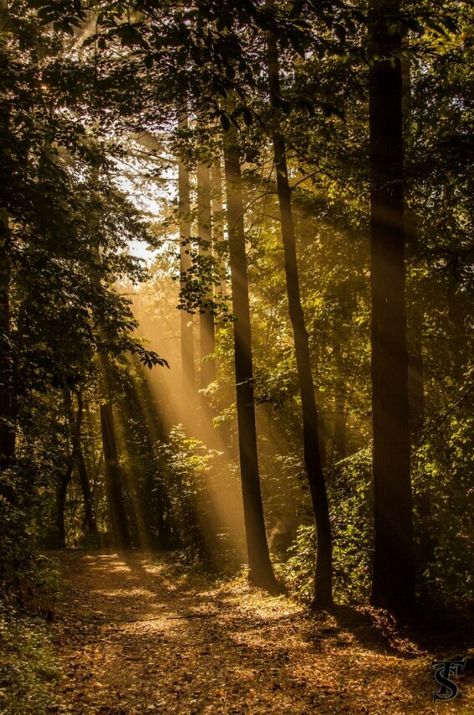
64,389 -> 98,538
197,162 -> 216,389
178,113 -> 195,393
211,159 -> 227,298
266,32 -> 333,607
55,461 -> 73,549
368,0 -> 414,613
73,391 -> 98,537
76,447 -> 98,536
100,402 -> 131,549
222,121 -> 277,592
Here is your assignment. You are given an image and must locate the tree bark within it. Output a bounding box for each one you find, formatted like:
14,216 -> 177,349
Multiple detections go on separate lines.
266,32 -> 333,607
178,113 -> 195,394
222,121 -> 277,591
368,0 -> 414,613
64,389 -> 98,537
197,162 -> 216,389
100,402 -> 131,549
54,460 -> 73,549
73,391 -> 98,537
211,159 -> 227,298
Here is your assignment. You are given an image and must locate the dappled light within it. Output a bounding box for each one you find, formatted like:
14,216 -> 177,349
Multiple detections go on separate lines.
1,0 -> 472,712
49,552 -> 473,714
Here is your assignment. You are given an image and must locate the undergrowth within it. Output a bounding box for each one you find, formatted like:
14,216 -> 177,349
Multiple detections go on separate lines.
0,554 -> 62,715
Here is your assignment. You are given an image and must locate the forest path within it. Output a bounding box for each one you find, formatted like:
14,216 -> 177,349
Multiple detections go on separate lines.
49,552 -> 471,715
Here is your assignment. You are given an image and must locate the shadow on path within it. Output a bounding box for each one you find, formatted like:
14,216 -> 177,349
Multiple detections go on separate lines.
48,552 -> 473,715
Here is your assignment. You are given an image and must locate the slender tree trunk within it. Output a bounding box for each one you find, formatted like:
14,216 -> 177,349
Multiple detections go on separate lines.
266,32 -> 333,606
197,162 -> 216,389
0,5 -> 15,466
55,461 -> 73,549
73,391 -> 98,537
211,159 -> 227,298
76,447 -> 98,536
135,368 -> 169,546
368,0 -> 414,613
64,389 -> 98,537
178,113 -> 195,393
100,402 -> 131,549
222,121 -> 277,591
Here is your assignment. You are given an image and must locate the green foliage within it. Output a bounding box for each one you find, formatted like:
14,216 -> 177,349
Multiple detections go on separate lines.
282,525 -> 317,603
0,552 -> 60,713
413,408 -> 474,607
0,465 -> 35,599
0,605 -> 58,715
0,0 -> 471,627
176,236 -> 232,323
154,426 -> 217,558
151,425 -> 243,571
281,450 -> 372,604
329,450 -> 372,604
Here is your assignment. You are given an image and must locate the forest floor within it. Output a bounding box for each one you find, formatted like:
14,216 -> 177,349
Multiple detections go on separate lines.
46,552 -> 473,715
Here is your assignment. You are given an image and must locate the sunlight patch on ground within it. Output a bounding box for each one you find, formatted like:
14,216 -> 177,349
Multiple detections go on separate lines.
51,553 -> 474,715
95,588 -> 156,599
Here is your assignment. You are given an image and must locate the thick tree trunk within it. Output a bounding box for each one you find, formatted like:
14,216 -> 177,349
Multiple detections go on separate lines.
222,122 -> 277,592
368,0 -> 414,613
100,402 -> 131,549
266,33 -> 333,607
197,162 -> 216,389
178,114 -> 195,393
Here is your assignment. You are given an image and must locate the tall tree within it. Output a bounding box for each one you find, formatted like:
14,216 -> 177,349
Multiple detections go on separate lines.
178,114 -> 195,394
197,161 -> 216,389
211,159 -> 227,299
222,121 -> 277,591
368,0 -> 414,612
266,31 -> 333,607
70,390 -> 98,538
100,402 -> 131,549
54,459 -> 73,549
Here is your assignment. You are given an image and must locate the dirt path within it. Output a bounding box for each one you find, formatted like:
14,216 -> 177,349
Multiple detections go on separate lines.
48,552 -> 472,714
